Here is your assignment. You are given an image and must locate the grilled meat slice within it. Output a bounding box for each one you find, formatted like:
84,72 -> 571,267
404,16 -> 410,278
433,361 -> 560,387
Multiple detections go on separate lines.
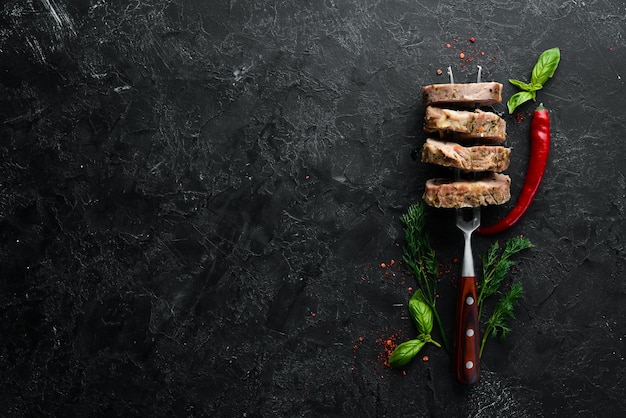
424,106 -> 506,144
422,173 -> 511,208
422,82 -> 503,107
421,138 -> 511,172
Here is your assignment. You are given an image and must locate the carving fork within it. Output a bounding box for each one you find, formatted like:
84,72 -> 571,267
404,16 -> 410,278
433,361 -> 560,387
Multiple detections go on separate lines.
448,65 -> 482,385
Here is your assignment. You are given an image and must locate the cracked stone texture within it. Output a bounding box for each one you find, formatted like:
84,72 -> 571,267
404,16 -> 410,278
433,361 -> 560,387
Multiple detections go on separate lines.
1,0 -> 625,417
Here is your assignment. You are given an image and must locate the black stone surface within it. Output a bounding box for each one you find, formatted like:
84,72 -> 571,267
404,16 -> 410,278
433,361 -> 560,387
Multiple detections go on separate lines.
2,1 -> 626,417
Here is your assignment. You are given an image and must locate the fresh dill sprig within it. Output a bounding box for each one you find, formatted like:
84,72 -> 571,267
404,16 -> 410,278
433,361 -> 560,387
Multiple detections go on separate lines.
480,282 -> 524,356
478,236 -> 533,320
477,236 -> 532,356
401,203 -> 449,351
401,203 -> 438,303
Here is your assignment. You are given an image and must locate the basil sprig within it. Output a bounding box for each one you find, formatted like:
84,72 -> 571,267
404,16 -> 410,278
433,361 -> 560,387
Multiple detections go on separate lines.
388,290 -> 441,368
507,47 -> 560,113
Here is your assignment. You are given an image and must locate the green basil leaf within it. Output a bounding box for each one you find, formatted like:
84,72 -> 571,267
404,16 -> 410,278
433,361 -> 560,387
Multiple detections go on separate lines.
388,339 -> 426,368
530,47 -> 561,87
507,91 -> 535,114
508,79 -> 533,91
408,290 -> 433,335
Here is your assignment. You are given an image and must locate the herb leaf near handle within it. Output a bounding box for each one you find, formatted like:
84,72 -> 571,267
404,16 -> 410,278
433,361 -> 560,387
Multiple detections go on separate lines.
408,289 -> 434,335
388,339 -> 426,368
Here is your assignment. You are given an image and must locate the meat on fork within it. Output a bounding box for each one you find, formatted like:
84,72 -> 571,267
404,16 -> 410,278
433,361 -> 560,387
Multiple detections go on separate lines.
422,82 -> 503,107
421,138 -> 511,172
422,173 -> 511,208
424,106 -> 506,144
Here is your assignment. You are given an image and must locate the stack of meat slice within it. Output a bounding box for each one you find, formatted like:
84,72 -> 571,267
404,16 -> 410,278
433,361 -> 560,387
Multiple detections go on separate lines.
420,82 -> 512,208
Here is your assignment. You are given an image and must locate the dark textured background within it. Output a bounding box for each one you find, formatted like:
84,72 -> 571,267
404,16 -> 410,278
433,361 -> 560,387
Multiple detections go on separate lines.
1,0 -> 625,416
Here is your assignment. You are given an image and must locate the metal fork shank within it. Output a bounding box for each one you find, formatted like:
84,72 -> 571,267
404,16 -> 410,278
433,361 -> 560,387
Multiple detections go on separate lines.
460,228 -> 475,277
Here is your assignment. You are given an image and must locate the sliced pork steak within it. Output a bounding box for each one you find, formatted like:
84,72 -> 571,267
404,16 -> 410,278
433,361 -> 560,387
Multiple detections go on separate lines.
422,173 -> 511,208
421,138 -> 510,172
422,82 -> 503,107
424,106 -> 506,144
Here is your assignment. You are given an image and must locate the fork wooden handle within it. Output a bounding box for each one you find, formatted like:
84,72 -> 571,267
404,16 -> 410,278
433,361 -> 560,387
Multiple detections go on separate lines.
454,275 -> 480,385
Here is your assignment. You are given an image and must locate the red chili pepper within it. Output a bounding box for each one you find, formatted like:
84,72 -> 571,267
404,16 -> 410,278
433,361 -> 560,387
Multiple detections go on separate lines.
477,104 -> 550,235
